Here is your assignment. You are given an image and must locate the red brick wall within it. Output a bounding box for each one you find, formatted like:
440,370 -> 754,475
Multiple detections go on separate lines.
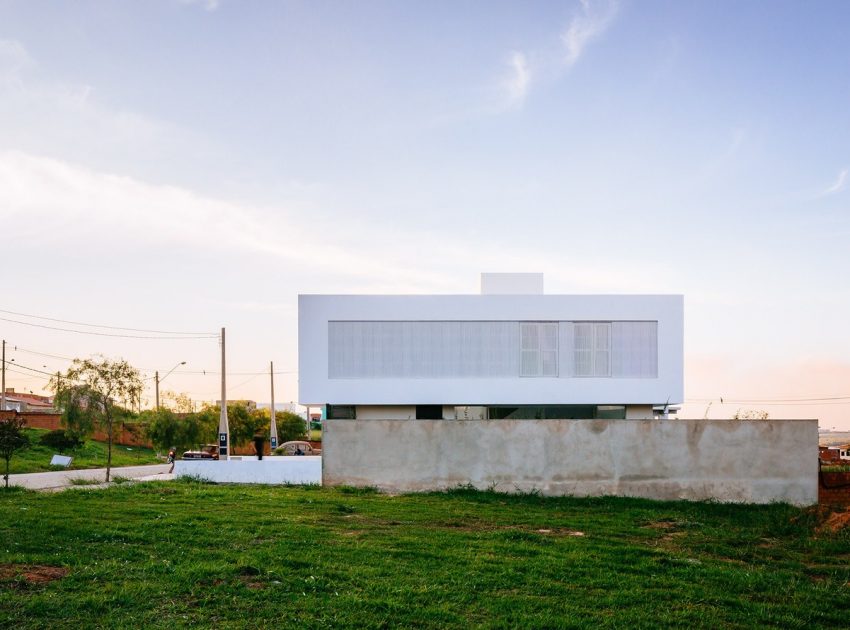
19,413 -> 63,431
819,471 -> 850,506
21,413 -> 153,448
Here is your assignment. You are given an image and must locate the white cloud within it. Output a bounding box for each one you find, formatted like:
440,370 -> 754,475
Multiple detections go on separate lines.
0,150 -> 667,295
500,51 -> 532,108
491,1 -> 618,112
820,167 -> 848,197
562,0 -> 618,67
0,38 -> 218,186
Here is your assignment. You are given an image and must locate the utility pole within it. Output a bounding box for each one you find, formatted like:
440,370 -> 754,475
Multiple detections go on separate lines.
269,361 -> 278,450
1,339 -> 5,412
218,327 -> 229,460
155,371 -> 160,410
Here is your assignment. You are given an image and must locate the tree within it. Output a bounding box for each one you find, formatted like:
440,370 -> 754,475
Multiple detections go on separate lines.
733,409 -> 770,420
53,384 -> 95,444
142,408 -> 215,453
275,410 -> 308,443
0,415 -> 30,488
51,356 -> 143,482
159,390 -> 196,414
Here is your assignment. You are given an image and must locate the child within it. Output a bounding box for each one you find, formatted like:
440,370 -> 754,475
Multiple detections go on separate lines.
167,447 -> 176,473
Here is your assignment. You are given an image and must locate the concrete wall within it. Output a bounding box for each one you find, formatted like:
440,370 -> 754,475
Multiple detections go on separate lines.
174,456 -> 322,485
323,419 -> 818,505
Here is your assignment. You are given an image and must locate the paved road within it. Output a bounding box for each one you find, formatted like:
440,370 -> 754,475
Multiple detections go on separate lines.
8,464 -> 172,490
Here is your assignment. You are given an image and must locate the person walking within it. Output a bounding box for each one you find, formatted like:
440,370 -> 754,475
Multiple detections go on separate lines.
167,447 -> 176,473
253,431 -> 265,461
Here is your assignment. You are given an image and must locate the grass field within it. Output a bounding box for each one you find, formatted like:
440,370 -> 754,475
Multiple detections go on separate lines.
7,428 -> 161,474
0,483 -> 848,628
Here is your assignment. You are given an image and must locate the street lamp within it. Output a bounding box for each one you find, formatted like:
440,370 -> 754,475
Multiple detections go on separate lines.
155,361 -> 186,410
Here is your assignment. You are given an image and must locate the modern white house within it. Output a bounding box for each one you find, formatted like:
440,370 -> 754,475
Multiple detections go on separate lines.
299,273 -> 683,421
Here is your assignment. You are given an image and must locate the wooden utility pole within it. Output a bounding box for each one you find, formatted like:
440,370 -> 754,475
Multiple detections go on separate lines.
155,371 -> 160,410
269,361 -> 278,450
218,327 -> 229,460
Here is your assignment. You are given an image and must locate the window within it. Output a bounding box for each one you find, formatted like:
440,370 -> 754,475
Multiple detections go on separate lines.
574,322 -> 611,377
326,405 -> 356,420
415,405 -> 443,420
520,322 -> 558,377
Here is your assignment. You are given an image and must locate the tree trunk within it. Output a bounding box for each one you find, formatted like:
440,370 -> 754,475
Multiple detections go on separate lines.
106,414 -> 113,483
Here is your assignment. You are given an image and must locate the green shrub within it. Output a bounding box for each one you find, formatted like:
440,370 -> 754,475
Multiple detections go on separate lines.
39,429 -> 83,452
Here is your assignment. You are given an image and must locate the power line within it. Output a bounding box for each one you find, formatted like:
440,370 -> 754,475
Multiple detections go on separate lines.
0,316 -> 219,340
0,308 -> 216,336
2,359 -> 55,377
687,396 -> 850,403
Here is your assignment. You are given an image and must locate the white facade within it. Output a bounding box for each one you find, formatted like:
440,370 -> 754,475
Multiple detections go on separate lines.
299,284 -> 683,417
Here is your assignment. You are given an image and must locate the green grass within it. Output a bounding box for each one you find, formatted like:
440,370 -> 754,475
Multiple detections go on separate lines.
821,464 -> 850,472
8,428 -> 161,474
0,484 -> 848,628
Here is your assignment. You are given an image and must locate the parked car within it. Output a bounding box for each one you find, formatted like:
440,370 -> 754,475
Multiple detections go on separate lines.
182,444 -> 220,460
275,441 -> 320,456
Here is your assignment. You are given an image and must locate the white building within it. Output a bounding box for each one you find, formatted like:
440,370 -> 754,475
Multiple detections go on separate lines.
299,274 -> 683,421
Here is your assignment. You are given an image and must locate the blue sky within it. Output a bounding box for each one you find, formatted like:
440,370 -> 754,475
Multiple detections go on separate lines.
1,1 -> 849,427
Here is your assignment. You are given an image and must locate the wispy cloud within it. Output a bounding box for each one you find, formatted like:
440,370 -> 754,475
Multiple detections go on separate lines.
562,0 -> 619,67
492,0 -> 617,111
500,51 -> 531,109
820,167 -> 848,197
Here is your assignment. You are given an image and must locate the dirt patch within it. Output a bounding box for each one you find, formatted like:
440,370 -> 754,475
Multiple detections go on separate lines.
796,505 -> 850,534
0,564 -> 69,586
818,509 -> 850,534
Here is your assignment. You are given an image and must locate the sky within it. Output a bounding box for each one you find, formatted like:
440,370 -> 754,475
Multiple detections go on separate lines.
1,0 -> 849,428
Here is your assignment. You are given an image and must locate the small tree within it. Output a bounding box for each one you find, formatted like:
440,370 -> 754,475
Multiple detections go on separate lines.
733,409 -> 770,420
53,384 -> 95,444
276,411 -> 308,443
142,408 -> 214,454
51,356 -> 142,482
0,416 -> 30,488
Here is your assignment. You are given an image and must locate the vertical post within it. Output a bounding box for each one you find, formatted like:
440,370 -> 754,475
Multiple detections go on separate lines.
218,327 -> 229,460
155,371 -> 160,410
269,361 -> 278,450
1,339 -> 5,412
304,405 -> 311,443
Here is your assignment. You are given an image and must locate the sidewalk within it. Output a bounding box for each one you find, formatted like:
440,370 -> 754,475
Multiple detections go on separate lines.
7,464 -> 172,490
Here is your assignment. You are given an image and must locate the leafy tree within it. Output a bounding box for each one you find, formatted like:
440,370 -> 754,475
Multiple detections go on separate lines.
53,384 -> 95,444
275,410 -> 308,443
0,415 -> 30,488
733,409 -> 770,420
228,403 -> 267,447
51,356 -> 143,482
142,408 -> 215,453
159,391 -> 196,414
39,429 -> 83,452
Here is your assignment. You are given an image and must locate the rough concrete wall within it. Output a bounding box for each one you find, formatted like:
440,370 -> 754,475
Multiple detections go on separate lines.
323,419 -> 818,506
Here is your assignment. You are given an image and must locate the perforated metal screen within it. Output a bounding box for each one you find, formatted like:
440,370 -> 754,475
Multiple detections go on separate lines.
328,320 -> 657,379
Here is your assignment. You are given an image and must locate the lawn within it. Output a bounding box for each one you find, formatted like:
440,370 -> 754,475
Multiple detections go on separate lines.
0,483 -> 848,628
7,428 -> 161,474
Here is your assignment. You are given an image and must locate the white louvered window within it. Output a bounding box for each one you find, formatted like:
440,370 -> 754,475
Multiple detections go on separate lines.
574,322 -> 611,377
519,322 -> 558,377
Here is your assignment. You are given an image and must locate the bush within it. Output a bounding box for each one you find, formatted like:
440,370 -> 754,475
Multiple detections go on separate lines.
39,429 -> 83,452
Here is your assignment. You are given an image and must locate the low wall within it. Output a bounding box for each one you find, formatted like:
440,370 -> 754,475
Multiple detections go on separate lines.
174,456 -> 322,485
819,470 -> 850,506
323,419 -> 818,506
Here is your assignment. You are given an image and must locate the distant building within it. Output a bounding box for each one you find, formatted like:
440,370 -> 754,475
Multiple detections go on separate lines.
299,273 -> 684,421
1,388 -> 54,413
